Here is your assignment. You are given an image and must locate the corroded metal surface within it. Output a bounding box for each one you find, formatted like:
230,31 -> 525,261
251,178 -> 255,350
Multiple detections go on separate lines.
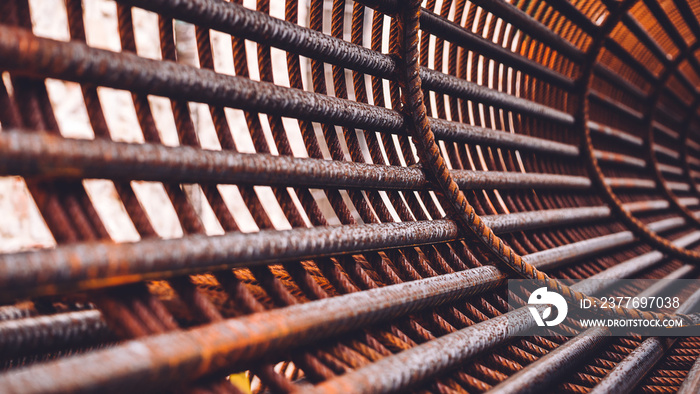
0,0 -> 699,392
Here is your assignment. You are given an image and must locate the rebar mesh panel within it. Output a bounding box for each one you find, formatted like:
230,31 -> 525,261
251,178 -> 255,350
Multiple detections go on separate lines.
0,0 -> 699,393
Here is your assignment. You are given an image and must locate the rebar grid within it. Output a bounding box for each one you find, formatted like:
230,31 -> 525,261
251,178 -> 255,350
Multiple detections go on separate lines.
1,0 -> 700,393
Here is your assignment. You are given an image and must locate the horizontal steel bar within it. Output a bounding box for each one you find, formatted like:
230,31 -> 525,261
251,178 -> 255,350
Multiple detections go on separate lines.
589,90 -> 645,122
687,139 -> 700,152
624,200 -> 670,213
679,197 -> 700,207
452,170 -> 591,190
688,156 -> 700,169
466,0 -> 585,61
654,143 -> 682,160
0,132 -> 592,192
605,178 -> 656,189
594,150 -> 647,169
420,69 -> 575,125
427,118 -> 578,155
119,0 -> 392,79
589,119 -> 681,149
0,206 -> 610,301
667,181 -> 691,191
418,10 -> 575,91
522,217 -> 683,271
590,90 -> 687,135
361,0 -> 600,38
636,265 -> 697,299
588,121 -> 644,146
482,207 -> 611,233
642,217 -> 687,232
0,26 -> 579,156
0,310 -> 107,357
577,231 -> 699,294
605,178 -> 689,192
654,121 -> 682,141
524,235 -> 613,271
0,266 -> 507,394
657,163 -> 684,176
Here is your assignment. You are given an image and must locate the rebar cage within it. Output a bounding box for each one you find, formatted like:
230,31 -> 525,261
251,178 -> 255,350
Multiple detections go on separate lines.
1,0 -> 700,392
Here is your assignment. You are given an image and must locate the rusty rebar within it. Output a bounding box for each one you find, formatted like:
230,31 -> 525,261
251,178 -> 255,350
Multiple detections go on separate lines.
0,131 -> 592,191
1,0 -> 700,391
0,206 -> 611,301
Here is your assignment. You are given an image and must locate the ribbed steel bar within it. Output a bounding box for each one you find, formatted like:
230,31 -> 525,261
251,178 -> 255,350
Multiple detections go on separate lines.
0,310 -> 108,358
521,216 -> 683,271
0,206 -> 611,301
587,121 -> 644,146
571,231 -> 700,291
0,131 -> 592,191
604,178 -> 692,193
624,200 -> 671,213
594,150 -> 647,169
605,178 -> 657,189
588,119 -> 687,161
